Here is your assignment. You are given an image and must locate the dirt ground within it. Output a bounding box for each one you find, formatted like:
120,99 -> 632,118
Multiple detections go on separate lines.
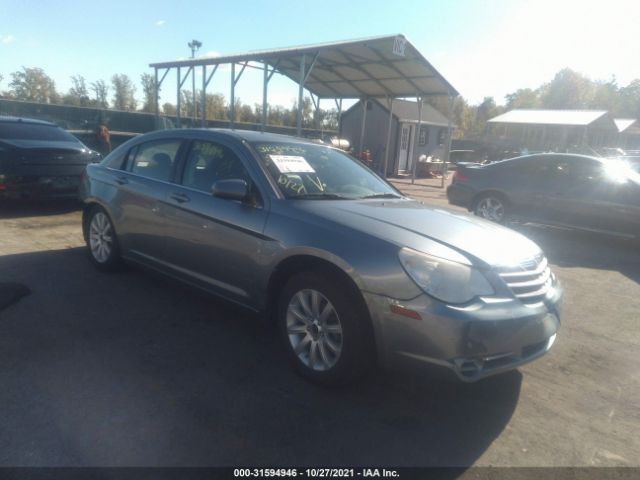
0,182 -> 638,467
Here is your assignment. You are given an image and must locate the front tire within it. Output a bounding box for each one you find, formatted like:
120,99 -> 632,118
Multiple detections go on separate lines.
86,206 -> 122,271
473,194 -> 508,223
278,271 -> 373,386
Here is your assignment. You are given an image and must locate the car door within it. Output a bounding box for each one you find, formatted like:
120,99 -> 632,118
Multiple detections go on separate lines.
492,156 -> 553,219
162,137 -> 270,307
543,157 -> 612,230
111,138 -> 184,263
598,171 -> 640,236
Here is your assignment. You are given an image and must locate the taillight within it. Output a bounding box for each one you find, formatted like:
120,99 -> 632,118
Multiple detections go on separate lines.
453,170 -> 468,183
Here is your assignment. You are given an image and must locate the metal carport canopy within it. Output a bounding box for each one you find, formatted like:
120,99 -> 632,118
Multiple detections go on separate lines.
149,34 -> 457,186
149,34 -> 458,99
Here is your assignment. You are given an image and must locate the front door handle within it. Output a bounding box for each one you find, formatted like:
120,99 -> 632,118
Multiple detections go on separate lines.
170,192 -> 190,203
115,176 -> 129,185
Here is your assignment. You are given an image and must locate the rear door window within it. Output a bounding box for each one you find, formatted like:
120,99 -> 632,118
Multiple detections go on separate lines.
126,139 -> 182,182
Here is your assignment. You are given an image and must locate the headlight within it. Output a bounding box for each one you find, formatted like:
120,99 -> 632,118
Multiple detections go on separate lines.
398,247 -> 494,304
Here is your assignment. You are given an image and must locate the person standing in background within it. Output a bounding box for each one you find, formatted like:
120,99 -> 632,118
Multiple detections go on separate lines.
92,124 -> 112,157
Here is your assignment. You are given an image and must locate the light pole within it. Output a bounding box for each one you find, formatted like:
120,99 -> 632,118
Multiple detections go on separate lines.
188,40 -> 202,122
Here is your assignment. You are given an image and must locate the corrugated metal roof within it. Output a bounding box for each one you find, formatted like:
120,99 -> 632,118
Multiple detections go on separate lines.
614,118 -> 637,133
150,35 -> 458,99
488,109 -> 608,126
377,99 -> 450,125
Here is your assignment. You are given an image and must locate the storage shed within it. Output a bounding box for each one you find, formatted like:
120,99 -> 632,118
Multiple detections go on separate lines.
340,98 -> 451,176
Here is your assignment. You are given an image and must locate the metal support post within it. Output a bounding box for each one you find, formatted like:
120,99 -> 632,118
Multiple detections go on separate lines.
176,67 -> 181,128
441,93 -> 454,188
201,65 -> 206,127
335,99 -> 343,137
297,54 -> 306,137
359,97 -> 368,155
411,97 -> 423,184
230,63 -> 235,128
383,97 -> 394,178
192,65 -> 197,122
154,68 -> 159,122
262,62 -> 268,132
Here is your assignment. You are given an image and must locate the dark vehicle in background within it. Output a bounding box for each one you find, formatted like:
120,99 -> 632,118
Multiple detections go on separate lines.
447,153 -> 640,239
79,129 -> 562,385
0,116 -> 100,199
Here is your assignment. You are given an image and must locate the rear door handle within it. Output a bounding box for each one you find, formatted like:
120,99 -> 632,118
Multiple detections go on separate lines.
170,192 -> 190,203
115,176 -> 129,185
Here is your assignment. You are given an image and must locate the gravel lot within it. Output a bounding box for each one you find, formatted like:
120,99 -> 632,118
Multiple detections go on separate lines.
0,182 -> 638,467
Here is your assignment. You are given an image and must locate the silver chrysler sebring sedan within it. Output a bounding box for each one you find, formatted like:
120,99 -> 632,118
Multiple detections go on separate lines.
79,129 -> 562,385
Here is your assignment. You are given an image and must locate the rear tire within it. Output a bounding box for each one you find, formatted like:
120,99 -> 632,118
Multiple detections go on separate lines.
277,270 -> 373,386
85,206 -> 122,272
473,193 -> 508,223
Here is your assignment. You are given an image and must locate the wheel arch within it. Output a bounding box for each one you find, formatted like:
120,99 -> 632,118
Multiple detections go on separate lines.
266,252 -> 378,366
81,200 -> 115,243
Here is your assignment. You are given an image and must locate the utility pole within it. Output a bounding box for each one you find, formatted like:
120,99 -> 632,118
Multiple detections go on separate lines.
188,40 -> 202,122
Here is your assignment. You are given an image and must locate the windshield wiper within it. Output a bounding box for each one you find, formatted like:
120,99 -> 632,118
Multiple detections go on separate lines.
293,193 -> 350,200
360,193 -> 402,199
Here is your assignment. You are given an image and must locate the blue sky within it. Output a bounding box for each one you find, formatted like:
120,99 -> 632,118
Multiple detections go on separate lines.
1,0 -> 639,109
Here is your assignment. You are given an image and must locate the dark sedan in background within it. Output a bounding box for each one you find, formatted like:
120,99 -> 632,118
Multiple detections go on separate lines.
447,153 -> 640,239
0,116 -> 100,199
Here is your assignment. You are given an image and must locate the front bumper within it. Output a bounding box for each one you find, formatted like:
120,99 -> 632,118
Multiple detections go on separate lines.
363,281 -> 562,382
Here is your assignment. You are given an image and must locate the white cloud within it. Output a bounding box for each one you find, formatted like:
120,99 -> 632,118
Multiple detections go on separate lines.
1,34 -> 16,44
155,20 -> 166,27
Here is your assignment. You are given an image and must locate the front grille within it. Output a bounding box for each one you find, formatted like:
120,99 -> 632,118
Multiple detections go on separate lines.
497,254 -> 552,305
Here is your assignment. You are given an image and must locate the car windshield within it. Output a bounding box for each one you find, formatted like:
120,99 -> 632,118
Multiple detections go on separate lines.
0,123 -> 79,142
252,141 -> 401,200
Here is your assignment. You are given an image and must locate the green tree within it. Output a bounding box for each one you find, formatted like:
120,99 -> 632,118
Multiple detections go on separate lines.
505,88 -> 540,109
162,102 -> 176,115
63,75 -> 90,106
618,80 -> 640,118
539,68 -> 593,109
111,74 -> 136,111
140,73 -> 157,113
204,93 -> 226,120
91,80 -> 109,108
9,67 -> 59,103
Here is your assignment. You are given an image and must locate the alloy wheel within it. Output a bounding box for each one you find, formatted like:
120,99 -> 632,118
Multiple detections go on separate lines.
286,289 -> 343,371
89,212 -> 113,263
476,196 -> 505,222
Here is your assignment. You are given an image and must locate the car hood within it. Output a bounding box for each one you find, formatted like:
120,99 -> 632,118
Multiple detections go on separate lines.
303,199 -> 542,268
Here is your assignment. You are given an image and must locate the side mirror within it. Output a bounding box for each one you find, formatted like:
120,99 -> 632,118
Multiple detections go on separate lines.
212,178 -> 249,201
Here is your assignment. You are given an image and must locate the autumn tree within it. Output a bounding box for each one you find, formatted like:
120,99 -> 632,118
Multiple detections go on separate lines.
140,73 -> 157,112
505,88 -> 539,109
91,80 -> 109,108
9,67 -> 59,103
63,75 -> 90,106
111,74 -> 137,111
162,102 -> 177,115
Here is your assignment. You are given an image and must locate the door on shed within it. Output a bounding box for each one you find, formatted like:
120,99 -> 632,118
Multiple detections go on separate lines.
397,123 -> 412,172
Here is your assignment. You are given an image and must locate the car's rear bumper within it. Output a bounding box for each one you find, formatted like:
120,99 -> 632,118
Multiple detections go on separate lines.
363,281 -> 562,382
446,183 -> 475,209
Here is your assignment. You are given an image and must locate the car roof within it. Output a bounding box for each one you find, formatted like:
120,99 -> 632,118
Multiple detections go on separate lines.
496,152 -> 606,165
0,115 -> 58,126
174,128 -> 327,146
